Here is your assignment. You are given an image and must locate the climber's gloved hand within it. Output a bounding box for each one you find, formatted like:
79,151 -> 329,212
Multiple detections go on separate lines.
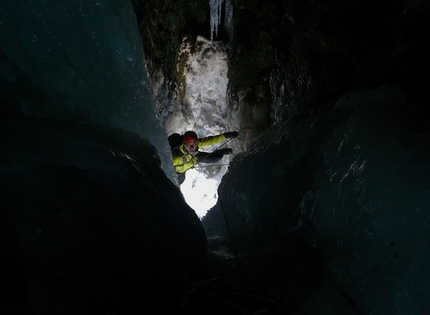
224,131 -> 239,139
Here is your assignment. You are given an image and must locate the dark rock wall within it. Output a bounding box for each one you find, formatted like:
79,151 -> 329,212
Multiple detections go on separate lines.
228,0 -> 429,123
132,0 -> 208,84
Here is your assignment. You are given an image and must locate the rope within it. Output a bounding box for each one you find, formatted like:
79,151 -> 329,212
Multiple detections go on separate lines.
219,197 -> 240,263
213,128 -> 254,264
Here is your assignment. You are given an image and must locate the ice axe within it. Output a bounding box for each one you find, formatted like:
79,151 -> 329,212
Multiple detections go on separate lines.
197,127 -> 253,165
198,127 -> 252,162
215,126 -> 253,150
240,126 -> 254,131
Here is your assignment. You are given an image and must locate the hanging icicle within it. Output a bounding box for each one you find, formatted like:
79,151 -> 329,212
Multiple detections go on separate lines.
210,0 -> 223,40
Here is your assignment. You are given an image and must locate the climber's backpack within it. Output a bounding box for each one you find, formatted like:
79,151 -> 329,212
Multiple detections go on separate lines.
168,133 -> 183,151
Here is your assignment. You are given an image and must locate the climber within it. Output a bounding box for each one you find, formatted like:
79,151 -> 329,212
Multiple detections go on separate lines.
170,130 -> 239,184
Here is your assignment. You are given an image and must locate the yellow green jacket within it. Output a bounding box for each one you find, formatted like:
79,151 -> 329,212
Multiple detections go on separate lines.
172,134 -> 227,174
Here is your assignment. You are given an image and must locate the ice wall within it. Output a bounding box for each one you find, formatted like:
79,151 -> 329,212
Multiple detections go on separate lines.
0,0 -> 176,182
212,85 -> 430,314
303,86 -> 430,314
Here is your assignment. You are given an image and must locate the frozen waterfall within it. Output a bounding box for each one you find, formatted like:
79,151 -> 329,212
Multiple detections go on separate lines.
166,36 -> 236,217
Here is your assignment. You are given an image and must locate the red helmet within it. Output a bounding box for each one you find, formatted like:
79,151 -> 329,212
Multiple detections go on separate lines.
183,131 -> 198,144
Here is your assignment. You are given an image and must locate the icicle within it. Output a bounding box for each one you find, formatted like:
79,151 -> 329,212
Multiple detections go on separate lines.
210,0 -> 223,40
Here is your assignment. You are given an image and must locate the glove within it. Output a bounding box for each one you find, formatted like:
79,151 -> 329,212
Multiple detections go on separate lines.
224,131 -> 239,139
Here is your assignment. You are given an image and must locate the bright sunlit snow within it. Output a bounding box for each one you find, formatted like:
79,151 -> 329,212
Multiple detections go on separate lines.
180,168 -> 221,218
